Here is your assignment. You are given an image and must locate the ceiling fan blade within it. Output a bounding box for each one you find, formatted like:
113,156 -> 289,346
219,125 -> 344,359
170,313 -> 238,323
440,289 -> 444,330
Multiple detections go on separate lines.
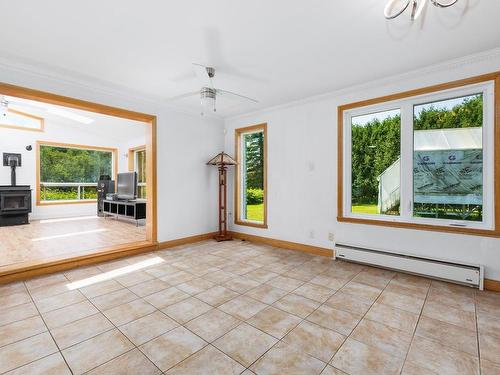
192,63 -> 214,88
166,91 -> 200,102
216,89 -> 258,103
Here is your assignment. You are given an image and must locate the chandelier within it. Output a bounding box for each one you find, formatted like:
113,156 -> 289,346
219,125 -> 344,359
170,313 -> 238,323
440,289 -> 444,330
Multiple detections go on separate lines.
384,0 -> 458,21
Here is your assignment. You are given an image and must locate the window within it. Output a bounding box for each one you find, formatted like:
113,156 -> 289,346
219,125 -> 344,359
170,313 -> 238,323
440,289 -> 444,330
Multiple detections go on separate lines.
136,149 -> 147,199
339,77 -> 497,235
413,94 -> 484,222
0,108 -> 44,132
129,146 -> 147,199
235,123 -> 267,228
351,109 -> 401,216
37,142 -> 117,205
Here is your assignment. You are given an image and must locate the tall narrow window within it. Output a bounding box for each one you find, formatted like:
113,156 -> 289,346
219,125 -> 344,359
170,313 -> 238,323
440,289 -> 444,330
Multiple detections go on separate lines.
235,124 -> 267,228
38,142 -> 116,204
351,109 -> 401,216
129,146 -> 147,198
136,149 -> 147,199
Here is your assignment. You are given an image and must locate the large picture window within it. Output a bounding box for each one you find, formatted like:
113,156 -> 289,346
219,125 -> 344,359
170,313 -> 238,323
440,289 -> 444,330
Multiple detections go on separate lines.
339,77 -> 497,235
37,142 -> 117,205
235,123 -> 267,228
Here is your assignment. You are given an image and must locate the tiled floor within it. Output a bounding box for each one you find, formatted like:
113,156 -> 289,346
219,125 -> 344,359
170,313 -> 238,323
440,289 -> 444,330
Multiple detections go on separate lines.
0,216 -> 146,269
0,239 -> 499,375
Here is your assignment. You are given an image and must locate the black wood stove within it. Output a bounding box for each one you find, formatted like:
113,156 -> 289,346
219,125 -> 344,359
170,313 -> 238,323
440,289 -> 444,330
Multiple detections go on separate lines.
0,185 -> 32,226
1,153 -> 32,226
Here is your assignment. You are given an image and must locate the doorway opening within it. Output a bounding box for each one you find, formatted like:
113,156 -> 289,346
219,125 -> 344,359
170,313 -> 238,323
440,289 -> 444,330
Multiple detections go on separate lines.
0,83 -> 157,282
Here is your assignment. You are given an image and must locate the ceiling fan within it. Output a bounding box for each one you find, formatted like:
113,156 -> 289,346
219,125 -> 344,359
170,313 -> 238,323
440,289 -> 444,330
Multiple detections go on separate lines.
169,64 -> 258,116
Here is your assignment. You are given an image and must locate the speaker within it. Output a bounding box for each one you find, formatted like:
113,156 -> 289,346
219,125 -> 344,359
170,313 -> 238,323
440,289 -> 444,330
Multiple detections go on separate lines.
97,180 -> 115,217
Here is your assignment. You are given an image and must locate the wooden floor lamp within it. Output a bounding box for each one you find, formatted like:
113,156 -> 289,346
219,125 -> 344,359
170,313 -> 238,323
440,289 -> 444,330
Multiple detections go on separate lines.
207,151 -> 238,242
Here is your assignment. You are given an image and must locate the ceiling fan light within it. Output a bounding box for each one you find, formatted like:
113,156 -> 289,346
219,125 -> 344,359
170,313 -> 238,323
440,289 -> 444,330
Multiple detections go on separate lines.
200,96 -> 216,116
200,87 -> 216,116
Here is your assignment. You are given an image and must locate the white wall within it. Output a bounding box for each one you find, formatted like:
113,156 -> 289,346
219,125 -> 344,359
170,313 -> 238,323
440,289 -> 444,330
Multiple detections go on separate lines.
225,52 -> 500,281
156,110 -> 223,240
0,66 -> 224,241
118,137 -> 146,173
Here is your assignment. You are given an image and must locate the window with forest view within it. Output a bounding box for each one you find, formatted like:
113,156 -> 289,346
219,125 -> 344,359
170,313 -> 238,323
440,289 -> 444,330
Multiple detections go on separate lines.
236,125 -> 266,226
135,148 -> 146,199
39,143 -> 115,203
351,109 -> 401,216
343,81 -> 494,230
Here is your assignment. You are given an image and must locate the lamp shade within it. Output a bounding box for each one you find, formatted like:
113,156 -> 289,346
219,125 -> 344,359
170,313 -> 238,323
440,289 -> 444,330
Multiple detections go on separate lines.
201,95 -> 215,115
206,152 -> 237,166
200,87 -> 216,116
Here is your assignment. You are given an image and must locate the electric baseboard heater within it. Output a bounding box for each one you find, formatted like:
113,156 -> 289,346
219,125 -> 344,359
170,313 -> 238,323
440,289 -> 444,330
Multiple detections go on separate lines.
334,243 -> 484,290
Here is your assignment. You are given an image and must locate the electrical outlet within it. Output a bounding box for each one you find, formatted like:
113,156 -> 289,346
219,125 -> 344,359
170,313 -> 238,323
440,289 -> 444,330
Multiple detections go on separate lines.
328,232 -> 334,242
309,230 -> 315,239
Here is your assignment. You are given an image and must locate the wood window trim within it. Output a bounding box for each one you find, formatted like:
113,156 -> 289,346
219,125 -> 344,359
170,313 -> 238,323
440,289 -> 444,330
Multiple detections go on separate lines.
234,123 -> 268,229
36,141 -> 118,206
0,108 -> 45,132
128,145 -> 146,172
337,71 -> 500,237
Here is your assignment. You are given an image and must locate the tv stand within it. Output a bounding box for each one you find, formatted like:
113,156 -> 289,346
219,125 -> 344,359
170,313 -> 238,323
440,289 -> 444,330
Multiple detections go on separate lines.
102,199 -> 146,226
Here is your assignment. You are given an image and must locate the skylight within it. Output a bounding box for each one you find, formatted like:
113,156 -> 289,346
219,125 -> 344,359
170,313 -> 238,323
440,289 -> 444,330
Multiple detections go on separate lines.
47,107 -> 94,124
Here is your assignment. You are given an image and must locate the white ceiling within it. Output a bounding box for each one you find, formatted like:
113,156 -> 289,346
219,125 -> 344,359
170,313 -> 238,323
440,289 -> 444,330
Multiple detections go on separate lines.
5,95 -> 146,143
0,0 -> 499,117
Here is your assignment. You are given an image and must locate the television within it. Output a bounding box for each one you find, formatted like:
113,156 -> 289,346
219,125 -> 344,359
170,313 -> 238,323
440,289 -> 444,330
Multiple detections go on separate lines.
116,172 -> 137,200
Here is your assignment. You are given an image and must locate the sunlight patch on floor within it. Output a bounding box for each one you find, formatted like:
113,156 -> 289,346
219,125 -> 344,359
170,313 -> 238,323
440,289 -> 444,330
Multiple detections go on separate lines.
32,229 -> 108,242
66,256 -> 164,290
39,216 -> 100,224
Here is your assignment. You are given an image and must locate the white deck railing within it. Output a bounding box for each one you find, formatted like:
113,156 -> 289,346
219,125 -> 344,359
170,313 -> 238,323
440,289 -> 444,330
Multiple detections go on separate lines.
40,182 -> 97,201
40,182 -> 147,201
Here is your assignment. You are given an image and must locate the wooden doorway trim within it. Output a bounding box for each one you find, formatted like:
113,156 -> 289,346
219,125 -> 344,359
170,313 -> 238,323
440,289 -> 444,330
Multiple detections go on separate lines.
0,82 -> 158,277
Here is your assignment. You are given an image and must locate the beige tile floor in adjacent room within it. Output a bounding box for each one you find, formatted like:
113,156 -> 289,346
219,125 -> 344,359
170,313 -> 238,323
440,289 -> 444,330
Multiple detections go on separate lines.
0,216 -> 146,269
0,239 -> 499,375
